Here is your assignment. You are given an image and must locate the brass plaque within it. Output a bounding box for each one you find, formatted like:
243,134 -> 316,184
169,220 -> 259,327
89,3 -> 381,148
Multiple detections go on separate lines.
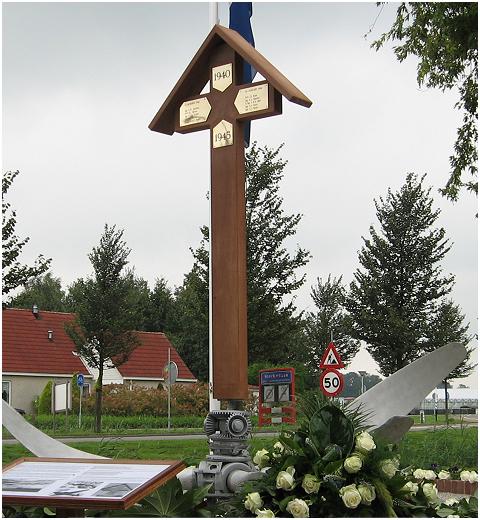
179,97 -> 211,127
212,63 -> 232,92
212,120 -> 233,148
234,84 -> 269,115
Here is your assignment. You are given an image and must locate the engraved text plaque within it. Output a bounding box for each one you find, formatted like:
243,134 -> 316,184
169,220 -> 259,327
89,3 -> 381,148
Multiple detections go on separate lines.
212,120 -> 234,148
234,84 -> 269,115
212,63 -> 233,92
179,98 -> 211,127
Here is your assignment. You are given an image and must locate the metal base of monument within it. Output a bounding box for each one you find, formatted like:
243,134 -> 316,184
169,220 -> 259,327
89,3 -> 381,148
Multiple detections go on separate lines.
192,410 -> 263,498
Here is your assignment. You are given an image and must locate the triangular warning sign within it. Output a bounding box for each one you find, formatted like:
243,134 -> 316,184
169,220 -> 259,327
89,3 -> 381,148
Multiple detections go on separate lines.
319,342 -> 345,369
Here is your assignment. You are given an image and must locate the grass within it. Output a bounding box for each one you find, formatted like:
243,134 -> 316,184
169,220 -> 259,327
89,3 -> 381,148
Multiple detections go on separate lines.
398,425 -> 478,470
3,428 -> 477,470
410,414 -> 464,425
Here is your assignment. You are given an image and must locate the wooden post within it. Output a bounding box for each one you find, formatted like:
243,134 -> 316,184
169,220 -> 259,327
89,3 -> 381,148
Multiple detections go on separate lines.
148,25 -> 312,403
209,44 -> 248,400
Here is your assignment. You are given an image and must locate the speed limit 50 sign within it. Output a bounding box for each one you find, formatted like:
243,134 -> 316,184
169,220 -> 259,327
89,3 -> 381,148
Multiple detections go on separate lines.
319,368 -> 344,397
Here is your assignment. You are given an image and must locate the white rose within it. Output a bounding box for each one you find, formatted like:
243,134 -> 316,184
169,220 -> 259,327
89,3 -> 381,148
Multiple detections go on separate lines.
286,498 -> 309,518
357,483 -> 376,505
460,470 -> 471,481
244,492 -> 263,512
256,509 -> 275,518
447,515 -> 460,518
339,484 -> 362,509
402,481 -> 419,495
301,473 -> 321,494
276,466 -> 296,491
468,470 -> 478,483
344,455 -> 363,474
444,498 -> 459,506
272,441 -> 285,459
413,468 -> 426,480
424,470 -> 437,480
379,459 -> 398,479
422,483 -> 439,504
253,448 -> 270,468
355,431 -> 376,454
438,470 -> 451,480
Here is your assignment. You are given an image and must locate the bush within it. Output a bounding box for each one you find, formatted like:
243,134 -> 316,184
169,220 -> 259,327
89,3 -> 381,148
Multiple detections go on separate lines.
37,381 -> 53,414
80,382 -> 209,417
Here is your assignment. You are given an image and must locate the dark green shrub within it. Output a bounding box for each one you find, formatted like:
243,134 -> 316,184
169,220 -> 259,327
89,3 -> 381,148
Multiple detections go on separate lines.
37,381 -> 53,414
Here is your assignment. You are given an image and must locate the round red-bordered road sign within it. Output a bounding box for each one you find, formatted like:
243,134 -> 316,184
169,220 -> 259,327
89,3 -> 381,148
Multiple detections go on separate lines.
319,368 -> 344,397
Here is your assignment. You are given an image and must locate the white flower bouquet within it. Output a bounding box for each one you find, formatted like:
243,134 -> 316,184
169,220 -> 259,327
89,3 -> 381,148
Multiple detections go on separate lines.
220,393 -> 478,518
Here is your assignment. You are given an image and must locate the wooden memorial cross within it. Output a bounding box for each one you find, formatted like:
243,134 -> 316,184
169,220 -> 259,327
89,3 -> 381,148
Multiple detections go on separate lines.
149,25 -> 311,401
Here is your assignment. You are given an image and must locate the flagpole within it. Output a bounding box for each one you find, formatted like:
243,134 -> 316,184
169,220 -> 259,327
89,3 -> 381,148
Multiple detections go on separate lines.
209,3 -> 219,26
209,1 -> 221,412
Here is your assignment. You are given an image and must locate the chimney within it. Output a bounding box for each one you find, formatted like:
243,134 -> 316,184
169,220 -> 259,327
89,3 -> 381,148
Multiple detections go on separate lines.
32,304 -> 39,319
48,330 -> 53,341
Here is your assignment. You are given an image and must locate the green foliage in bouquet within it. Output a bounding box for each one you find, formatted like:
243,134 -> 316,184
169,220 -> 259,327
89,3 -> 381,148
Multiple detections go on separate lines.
219,392 -> 476,517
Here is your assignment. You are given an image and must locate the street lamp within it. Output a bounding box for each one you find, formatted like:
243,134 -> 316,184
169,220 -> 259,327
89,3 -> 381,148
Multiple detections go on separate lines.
358,371 -> 368,395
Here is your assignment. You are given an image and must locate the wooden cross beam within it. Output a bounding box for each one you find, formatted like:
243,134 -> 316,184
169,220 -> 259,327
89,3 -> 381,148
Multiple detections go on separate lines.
149,25 -> 311,401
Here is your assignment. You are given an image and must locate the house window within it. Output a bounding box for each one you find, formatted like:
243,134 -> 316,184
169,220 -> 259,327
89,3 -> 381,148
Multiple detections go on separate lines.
2,380 -> 11,405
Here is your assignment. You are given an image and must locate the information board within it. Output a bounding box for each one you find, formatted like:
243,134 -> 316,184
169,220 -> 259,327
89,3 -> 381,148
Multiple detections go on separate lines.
2,458 -> 185,511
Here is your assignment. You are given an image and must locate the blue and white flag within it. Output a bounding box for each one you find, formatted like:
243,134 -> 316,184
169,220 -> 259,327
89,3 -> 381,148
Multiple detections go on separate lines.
229,2 -> 256,146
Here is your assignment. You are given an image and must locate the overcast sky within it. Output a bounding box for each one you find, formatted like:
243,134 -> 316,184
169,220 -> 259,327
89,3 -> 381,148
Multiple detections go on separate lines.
3,1 -> 478,388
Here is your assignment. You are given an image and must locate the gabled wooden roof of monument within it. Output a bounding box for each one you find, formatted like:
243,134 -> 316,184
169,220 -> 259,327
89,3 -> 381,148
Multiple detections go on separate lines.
149,24 -> 312,135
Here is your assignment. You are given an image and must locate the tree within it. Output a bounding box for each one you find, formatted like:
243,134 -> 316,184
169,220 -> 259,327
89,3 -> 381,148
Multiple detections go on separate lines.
304,275 -> 360,374
244,144 -> 311,363
341,372 -> 383,398
66,224 -> 140,432
169,265 -> 209,382
346,173 -> 472,377
9,272 -> 67,312
175,144 -> 311,380
372,3 -> 478,201
427,298 -> 475,380
144,277 -> 176,333
2,170 -> 51,296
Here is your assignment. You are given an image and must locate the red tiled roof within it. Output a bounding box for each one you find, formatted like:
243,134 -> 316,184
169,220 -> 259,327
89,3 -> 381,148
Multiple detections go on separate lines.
117,332 -> 196,380
2,308 -> 88,375
2,308 -> 196,381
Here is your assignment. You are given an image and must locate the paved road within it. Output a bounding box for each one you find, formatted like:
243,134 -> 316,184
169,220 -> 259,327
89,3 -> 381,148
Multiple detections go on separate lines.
2,422 -> 476,446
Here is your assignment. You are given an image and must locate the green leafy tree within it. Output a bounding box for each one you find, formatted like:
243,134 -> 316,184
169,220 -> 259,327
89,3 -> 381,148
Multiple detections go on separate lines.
177,144 -> 311,380
66,224 -> 140,432
244,144 -> 311,363
122,270 -> 152,330
427,298 -> 475,380
144,277 -> 176,333
9,272 -> 67,312
2,171 -> 51,296
372,2 -> 478,201
341,371 -> 382,398
346,173 -> 472,377
169,266 -> 209,381
305,275 -> 360,374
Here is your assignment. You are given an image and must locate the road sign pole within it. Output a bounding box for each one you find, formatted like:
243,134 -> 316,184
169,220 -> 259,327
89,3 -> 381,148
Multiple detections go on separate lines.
79,388 -> 82,429
167,347 -> 171,430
